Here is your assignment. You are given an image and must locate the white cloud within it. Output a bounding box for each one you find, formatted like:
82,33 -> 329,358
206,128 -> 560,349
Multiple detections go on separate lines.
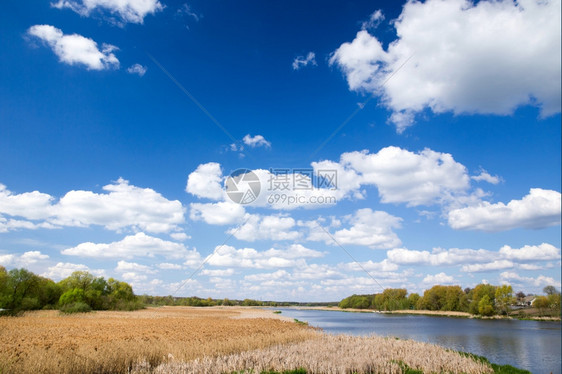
448,188 -> 561,231
42,262 -> 104,280
330,0 -> 561,132
0,251 -> 49,267
471,170 -> 501,185
387,247 -> 495,266
361,10 -> 384,30
423,272 -> 455,285
0,184 -> 54,220
189,201 -> 245,225
61,232 -> 192,259
242,134 -> 271,148
342,259 -> 399,273
461,260 -> 514,273
206,244 -> 321,269
51,0 -> 163,24
499,243 -> 561,261
228,214 -> 301,242
115,260 -> 156,274
157,262 -> 183,270
54,178 -> 185,234
339,147 -> 470,206
185,162 -> 224,200
28,25 -> 119,70
500,271 -> 560,288
0,179 -> 185,234
127,63 -> 147,76
170,232 -> 190,241
323,208 -> 402,249
200,268 -> 235,277
292,52 -> 317,70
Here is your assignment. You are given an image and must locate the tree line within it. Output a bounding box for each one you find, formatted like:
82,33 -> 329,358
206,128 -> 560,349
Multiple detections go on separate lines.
339,284 -> 561,316
0,266 -> 143,314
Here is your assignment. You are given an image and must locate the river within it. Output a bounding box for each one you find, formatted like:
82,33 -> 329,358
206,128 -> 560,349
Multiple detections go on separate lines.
274,308 -> 561,374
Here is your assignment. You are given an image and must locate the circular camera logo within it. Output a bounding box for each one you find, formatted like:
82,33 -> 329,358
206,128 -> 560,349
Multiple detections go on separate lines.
225,169 -> 261,204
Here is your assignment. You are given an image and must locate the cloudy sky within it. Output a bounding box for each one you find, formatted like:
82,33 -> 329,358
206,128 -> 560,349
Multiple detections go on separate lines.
1,0 -> 560,301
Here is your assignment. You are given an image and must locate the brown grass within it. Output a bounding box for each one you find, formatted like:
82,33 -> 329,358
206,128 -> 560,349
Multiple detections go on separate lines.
0,306 -> 317,374
142,334 -> 493,374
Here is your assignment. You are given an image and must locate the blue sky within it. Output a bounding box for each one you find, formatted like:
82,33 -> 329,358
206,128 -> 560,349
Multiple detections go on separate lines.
0,0 -> 560,301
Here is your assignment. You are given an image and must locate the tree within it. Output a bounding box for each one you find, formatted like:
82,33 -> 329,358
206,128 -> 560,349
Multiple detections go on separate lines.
469,284 -> 496,315
407,293 -> 420,309
478,294 -> 495,316
533,296 -> 550,316
516,291 -> 526,301
543,286 -> 559,296
495,284 -> 513,316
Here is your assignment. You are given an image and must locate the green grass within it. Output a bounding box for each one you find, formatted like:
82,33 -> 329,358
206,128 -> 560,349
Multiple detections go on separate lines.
293,318 -> 308,325
455,351 -> 531,374
59,302 -> 92,314
273,310 -> 282,314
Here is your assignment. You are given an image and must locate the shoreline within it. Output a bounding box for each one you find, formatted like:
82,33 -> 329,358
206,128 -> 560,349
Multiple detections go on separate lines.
271,305 -> 561,321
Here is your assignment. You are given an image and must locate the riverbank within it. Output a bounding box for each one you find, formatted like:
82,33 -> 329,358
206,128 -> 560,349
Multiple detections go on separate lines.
281,306 -> 561,321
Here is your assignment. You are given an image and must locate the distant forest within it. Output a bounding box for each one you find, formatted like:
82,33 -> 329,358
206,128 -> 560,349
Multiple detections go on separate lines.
338,284 -> 561,316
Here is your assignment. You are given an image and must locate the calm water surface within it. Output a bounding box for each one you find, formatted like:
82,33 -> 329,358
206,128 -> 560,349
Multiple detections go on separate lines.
275,308 -> 561,374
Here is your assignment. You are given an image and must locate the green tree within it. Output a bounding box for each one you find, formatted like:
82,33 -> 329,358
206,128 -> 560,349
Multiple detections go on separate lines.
4,268 -> 41,311
469,284 -> 496,315
407,293 -> 420,309
533,296 -> 550,315
495,284 -> 513,316
478,294 -> 495,316
59,288 -> 86,306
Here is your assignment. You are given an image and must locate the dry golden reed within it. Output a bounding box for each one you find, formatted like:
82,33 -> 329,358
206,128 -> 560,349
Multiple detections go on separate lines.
0,307 -> 317,374
143,333 -> 493,374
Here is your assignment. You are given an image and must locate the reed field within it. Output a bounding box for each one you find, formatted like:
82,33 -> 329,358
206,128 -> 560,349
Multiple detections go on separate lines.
0,307 -> 317,374
1,306 -> 498,374
141,334 -> 493,374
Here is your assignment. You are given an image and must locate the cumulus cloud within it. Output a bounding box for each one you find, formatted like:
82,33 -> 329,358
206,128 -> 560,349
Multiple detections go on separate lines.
243,134 -> 271,148
387,247 -> 495,266
61,232 -> 193,259
115,260 -> 156,274
338,147 -> 470,206
51,0 -> 163,24
292,52 -> 317,70
0,251 -> 49,268
311,208 -> 402,249
28,25 -> 119,70
42,262 -> 105,280
330,0 -> 561,132
206,243 -> 323,269
189,201 -> 245,225
0,179 -> 185,235
423,272 -> 456,285
460,260 -> 514,273
500,271 -> 560,288
187,145 -> 475,211
185,162 -> 224,200
448,188 -> 561,231
499,243 -> 561,261
228,214 -> 301,242
127,63 -> 147,76
388,243 -> 560,271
